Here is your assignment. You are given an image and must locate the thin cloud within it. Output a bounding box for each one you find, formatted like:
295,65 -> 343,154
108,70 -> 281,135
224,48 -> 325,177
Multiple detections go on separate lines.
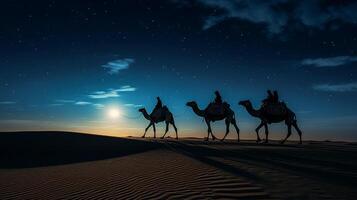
0,101 -> 16,105
102,58 -> 134,74
302,56 -> 357,67
93,104 -> 105,109
124,103 -> 143,108
88,86 -> 136,99
75,101 -> 92,105
49,103 -> 64,107
313,82 -> 357,92
116,85 -> 137,92
55,99 -> 75,103
88,90 -> 120,99
49,100 -> 75,106
52,100 -> 103,109
74,101 -> 104,109
199,0 -> 288,34
174,0 -> 357,35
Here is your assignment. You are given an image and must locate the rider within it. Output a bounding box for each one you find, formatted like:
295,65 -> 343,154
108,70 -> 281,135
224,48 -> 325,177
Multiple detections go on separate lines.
214,90 -> 223,105
212,90 -> 228,114
153,97 -> 162,111
273,90 -> 279,103
262,90 -> 279,106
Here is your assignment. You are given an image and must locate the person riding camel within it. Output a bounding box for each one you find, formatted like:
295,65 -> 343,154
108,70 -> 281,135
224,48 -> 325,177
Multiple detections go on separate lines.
151,97 -> 164,121
262,90 -> 287,116
154,97 -> 162,111
272,90 -> 279,103
262,90 -> 279,106
211,91 -> 229,114
214,91 -> 223,105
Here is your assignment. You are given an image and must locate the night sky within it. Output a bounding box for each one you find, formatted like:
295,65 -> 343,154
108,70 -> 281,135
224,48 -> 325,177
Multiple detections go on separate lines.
1,0 -> 357,141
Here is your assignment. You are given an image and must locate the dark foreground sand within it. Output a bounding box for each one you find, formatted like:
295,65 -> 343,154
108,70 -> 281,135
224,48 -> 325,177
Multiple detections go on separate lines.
0,132 -> 357,199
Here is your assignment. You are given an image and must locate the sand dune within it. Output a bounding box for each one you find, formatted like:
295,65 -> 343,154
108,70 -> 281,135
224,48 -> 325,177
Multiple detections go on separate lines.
0,131 -> 159,168
0,132 -> 356,199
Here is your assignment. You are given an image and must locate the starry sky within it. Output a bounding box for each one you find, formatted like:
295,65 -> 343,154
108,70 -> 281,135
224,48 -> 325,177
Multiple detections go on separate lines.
1,0 -> 357,141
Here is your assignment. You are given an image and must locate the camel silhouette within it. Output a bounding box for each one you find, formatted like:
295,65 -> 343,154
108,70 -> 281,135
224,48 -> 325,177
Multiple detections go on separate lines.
186,101 -> 240,141
238,100 -> 302,144
138,107 -> 178,139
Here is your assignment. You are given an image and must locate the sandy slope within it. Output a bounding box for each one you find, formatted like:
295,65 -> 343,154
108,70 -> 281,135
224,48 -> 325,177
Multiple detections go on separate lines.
0,149 -> 272,199
0,132 -> 356,199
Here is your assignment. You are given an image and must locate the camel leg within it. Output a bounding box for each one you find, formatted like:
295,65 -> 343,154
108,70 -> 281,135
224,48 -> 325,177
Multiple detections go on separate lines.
152,123 -> 156,138
161,121 -> 169,139
142,123 -> 152,138
264,124 -> 269,143
255,122 -> 264,142
210,123 -> 217,140
281,124 -> 292,144
292,121 -> 302,144
221,118 -> 230,142
170,120 -> 178,140
231,118 -> 240,142
205,119 -> 210,141
205,119 -> 213,141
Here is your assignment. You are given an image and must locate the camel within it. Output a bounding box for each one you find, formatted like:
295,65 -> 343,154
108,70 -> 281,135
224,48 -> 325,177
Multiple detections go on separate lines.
138,107 -> 178,139
238,100 -> 302,144
186,101 -> 240,141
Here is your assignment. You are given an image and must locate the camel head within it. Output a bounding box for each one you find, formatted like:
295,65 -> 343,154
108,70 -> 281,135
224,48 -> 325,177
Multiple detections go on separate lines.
186,101 -> 197,107
238,100 -> 251,107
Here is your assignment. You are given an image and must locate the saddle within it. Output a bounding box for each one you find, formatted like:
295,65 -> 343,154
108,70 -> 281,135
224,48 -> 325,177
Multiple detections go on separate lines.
262,102 -> 287,116
150,106 -> 168,119
207,102 -> 230,115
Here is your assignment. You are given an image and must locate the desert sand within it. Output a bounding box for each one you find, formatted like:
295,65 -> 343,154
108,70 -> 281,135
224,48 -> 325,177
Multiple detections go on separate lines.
0,132 -> 357,199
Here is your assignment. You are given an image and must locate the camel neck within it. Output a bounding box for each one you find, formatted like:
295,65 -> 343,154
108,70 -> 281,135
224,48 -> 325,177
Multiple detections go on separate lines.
190,104 -> 205,117
244,103 -> 260,118
141,109 -> 151,120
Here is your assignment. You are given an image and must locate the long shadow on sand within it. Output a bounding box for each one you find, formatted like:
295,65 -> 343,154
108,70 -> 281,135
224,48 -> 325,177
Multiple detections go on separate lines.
162,140 -> 262,182
165,140 -> 357,186
0,131 -> 162,168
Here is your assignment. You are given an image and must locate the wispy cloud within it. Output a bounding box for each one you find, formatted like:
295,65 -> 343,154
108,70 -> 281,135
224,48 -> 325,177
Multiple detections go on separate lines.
88,90 -> 120,99
198,0 -> 288,34
102,58 -> 134,74
313,82 -> 357,92
51,99 -> 104,109
302,56 -> 357,67
0,101 -> 16,105
116,85 -> 136,92
55,99 -> 75,103
174,0 -> 357,35
74,101 -> 104,109
75,101 -> 92,105
124,103 -> 143,108
49,103 -> 64,107
88,86 -> 136,99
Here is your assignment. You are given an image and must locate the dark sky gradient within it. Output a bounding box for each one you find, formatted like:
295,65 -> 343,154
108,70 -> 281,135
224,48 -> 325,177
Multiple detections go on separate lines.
1,0 -> 357,140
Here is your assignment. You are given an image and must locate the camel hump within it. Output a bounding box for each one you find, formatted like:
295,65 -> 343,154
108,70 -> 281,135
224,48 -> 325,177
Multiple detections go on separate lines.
223,102 -> 230,108
207,102 -> 229,115
263,102 -> 288,116
151,106 -> 169,119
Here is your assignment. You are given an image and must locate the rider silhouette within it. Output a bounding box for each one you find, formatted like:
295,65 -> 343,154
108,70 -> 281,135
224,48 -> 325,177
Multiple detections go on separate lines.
154,97 -> 162,111
273,90 -> 279,103
214,91 -> 223,104
261,90 -> 287,116
263,90 -> 279,106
